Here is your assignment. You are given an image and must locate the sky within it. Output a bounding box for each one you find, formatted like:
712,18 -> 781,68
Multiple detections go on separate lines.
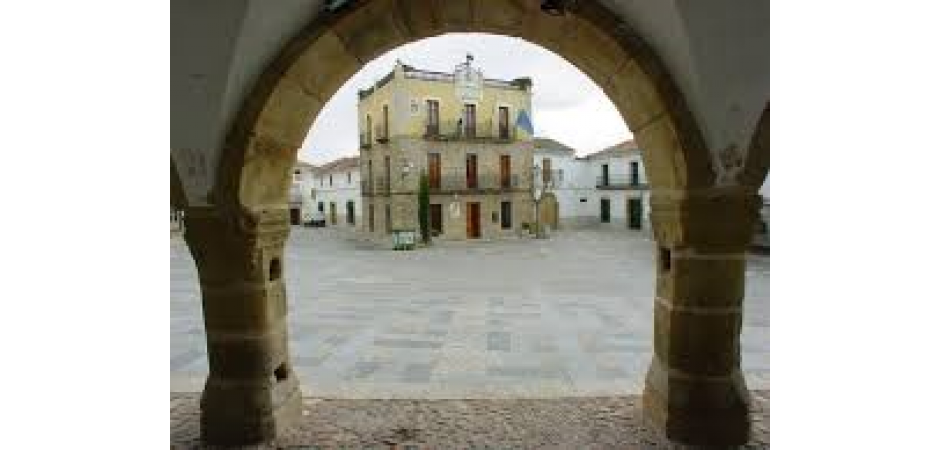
298,33 -> 631,165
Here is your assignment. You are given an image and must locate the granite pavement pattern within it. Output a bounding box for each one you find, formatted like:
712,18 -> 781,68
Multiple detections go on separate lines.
171,227 -> 770,398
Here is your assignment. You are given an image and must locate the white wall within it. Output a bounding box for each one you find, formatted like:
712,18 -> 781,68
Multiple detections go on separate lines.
310,168 -> 362,227
534,147 -> 651,232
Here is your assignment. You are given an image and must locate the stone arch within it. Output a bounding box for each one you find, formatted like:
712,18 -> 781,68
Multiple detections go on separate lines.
171,158 -> 188,210
212,0 -> 716,214
738,103 -> 770,190
188,0 -> 757,446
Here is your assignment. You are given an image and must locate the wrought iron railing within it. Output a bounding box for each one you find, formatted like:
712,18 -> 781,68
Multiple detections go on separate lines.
596,175 -> 648,189
361,176 -> 390,195
429,173 -> 522,192
375,123 -> 389,143
424,119 -> 515,142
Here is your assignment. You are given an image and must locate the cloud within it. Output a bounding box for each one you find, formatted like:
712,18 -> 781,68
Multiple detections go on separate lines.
299,33 -> 631,164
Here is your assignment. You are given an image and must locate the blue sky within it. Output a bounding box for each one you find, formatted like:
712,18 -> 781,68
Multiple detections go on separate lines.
298,33 -> 631,165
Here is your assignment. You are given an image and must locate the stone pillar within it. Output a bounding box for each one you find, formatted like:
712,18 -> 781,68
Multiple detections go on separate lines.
642,188 -> 760,446
183,206 -> 302,446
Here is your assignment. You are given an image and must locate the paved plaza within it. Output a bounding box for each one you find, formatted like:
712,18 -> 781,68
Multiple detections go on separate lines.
171,228 -> 769,398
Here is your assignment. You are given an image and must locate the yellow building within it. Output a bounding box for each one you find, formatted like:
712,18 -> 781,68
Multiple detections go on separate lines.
358,57 -> 535,242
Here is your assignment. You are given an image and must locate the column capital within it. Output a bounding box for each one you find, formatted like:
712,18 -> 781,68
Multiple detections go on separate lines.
650,188 -> 760,251
183,205 -> 291,284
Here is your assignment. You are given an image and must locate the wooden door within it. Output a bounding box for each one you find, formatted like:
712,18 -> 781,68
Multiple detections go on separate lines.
500,155 -> 511,188
466,202 -> 481,238
466,154 -> 478,189
428,153 -> 441,189
430,204 -> 443,236
329,202 -> 337,224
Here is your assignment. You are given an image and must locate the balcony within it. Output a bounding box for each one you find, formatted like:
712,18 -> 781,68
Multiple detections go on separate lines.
361,176 -> 390,196
429,172 -> 522,193
359,133 -> 372,150
596,174 -> 648,190
374,123 -> 389,143
424,119 -> 516,142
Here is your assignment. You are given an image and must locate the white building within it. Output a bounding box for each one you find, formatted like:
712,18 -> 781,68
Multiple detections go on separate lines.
310,156 -> 361,227
533,138 -> 651,232
290,161 -> 317,225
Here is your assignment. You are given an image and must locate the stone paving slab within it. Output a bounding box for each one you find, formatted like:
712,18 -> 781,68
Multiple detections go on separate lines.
172,228 -> 770,398
171,391 -> 770,449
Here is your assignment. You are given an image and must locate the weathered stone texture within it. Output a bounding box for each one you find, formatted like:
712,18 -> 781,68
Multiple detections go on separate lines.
183,206 -> 302,445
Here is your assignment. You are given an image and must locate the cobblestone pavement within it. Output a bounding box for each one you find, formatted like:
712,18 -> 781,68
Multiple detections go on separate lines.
172,227 -> 770,397
171,391 -> 769,449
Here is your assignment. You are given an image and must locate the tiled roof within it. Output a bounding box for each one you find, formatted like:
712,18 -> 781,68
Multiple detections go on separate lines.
533,137 -> 576,154
583,139 -> 640,159
314,156 -> 360,174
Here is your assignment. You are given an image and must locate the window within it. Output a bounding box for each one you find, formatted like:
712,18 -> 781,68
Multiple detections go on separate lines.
347,172 -> 351,184
426,99 -> 439,135
498,106 -> 510,139
500,201 -> 512,229
500,155 -> 511,188
329,174 -> 333,186
542,158 -> 552,184
428,153 -> 441,189
466,153 -> 478,189
318,202 -> 324,212
385,204 -> 392,234
463,103 -> 476,137
366,115 -> 372,143
368,204 -> 374,232
630,161 -> 640,185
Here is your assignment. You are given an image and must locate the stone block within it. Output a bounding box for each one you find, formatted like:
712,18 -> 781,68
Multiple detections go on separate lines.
653,302 -> 742,376
643,357 -> 750,446
205,332 -> 289,378
287,31 -> 362,102
331,0 -> 408,63
606,59 -> 666,133
200,371 -> 302,446
656,256 -> 747,309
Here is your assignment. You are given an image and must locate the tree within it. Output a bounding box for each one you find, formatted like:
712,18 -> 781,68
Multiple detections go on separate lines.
418,171 -> 431,244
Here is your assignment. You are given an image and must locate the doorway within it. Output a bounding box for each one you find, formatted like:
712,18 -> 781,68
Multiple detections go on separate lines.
329,202 -> 337,225
600,198 -> 611,223
466,202 -> 481,239
289,207 -> 301,225
430,203 -> 443,236
628,198 -> 642,230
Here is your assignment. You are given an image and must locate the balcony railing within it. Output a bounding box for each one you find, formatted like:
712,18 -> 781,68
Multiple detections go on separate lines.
359,133 -> 371,149
361,176 -> 390,196
429,173 -> 522,192
375,123 -> 389,143
424,119 -> 516,142
596,175 -> 648,190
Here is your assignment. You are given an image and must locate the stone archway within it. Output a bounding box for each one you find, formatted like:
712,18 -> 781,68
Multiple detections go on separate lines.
181,0 -> 766,446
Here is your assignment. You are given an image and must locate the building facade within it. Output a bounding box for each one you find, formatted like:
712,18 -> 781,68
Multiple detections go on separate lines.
289,161 -> 317,225
533,138 -> 651,232
310,156 -> 361,227
358,58 -> 535,242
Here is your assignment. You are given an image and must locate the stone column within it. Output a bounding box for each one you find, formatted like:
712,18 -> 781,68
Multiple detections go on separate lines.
183,206 -> 302,446
642,188 -> 760,446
